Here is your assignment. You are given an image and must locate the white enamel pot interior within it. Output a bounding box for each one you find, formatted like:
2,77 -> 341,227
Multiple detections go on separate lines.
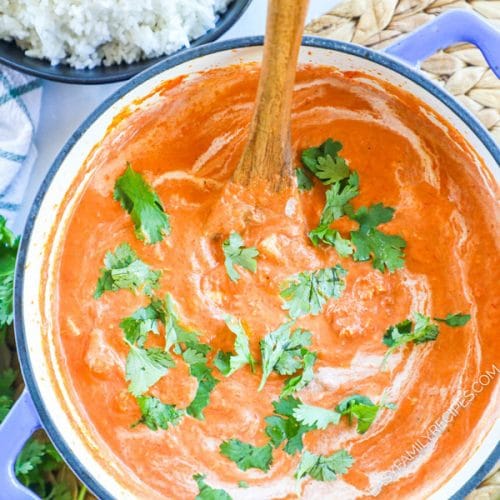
15,38 -> 499,499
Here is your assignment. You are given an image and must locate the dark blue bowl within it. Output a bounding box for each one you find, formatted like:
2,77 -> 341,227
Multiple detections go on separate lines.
0,0 -> 252,84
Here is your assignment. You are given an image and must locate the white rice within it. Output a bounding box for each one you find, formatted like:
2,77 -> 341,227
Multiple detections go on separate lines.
0,0 -> 233,69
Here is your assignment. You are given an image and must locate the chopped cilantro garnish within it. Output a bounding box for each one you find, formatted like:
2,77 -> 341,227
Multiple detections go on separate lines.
317,172 -> 360,225
94,243 -> 160,299
309,226 -> 354,257
264,396 -> 314,455
295,449 -> 354,481
157,294 -> 200,352
258,322 -> 313,391
193,474 -> 232,500
215,315 -> 256,376
219,439 -> 273,472
292,404 -> 341,430
347,203 -> 406,273
382,312 -> 440,366
335,394 -> 395,434
238,481 -> 249,488
120,303 -> 161,347
280,266 -> 347,319
134,395 -> 183,431
222,232 -> 259,282
295,167 -> 314,191
114,163 -> 170,244
434,313 -> 471,327
0,216 -> 18,341
186,360 -> 219,420
125,344 -> 175,396
281,350 -> 317,397
301,139 -> 350,185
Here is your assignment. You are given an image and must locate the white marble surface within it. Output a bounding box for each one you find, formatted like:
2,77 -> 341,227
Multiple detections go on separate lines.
15,0 -> 340,231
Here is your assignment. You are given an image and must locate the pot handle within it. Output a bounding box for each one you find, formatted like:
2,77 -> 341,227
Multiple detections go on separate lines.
0,390 -> 41,499
385,9 -> 500,78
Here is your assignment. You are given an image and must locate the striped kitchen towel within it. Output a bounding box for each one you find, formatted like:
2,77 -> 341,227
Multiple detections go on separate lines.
0,65 -> 42,223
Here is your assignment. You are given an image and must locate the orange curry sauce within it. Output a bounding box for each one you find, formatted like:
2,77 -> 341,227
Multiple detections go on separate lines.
53,64 -> 499,498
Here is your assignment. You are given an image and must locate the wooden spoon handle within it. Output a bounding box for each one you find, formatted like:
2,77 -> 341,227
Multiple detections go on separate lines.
232,0 -> 309,192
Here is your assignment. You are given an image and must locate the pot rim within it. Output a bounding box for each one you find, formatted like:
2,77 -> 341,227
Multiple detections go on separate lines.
14,35 -> 500,499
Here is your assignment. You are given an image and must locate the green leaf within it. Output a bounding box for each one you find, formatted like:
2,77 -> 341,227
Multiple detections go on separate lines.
134,395 -> 183,431
259,322 -> 312,390
292,404 -> 341,430
301,138 -> 346,185
193,474 -> 233,500
281,350 -> 317,397
264,396 -> 314,455
318,172 -> 360,225
219,439 -> 273,472
295,449 -> 354,481
186,362 -> 219,420
125,345 -> 175,396
382,313 -> 440,366
238,481 -> 249,488
215,315 -> 256,376
114,163 -> 170,244
0,215 -> 19,336
295,167 -> 314,191
0,368 -> 16,423
434,313 -> 471,327
119,303 -> 161,347
94,243 -> 160,299
348,203 -> 406,273
159,294 -> 200,352
335,394 -> 392,434
280,266 -> 347,319
308,226 -> 354,257
222,232 -> 259,282
15,438 -> 64,496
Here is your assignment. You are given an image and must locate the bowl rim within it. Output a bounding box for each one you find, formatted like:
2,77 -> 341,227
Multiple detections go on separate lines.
0,0 -> 253,84
14,35 -> 500,499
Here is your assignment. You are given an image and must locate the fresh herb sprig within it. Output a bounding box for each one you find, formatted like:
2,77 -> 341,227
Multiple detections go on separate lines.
295,449 -> 354,481
219,439 -> 273,472
114,163 -> 171,244
222,232 -> 259,282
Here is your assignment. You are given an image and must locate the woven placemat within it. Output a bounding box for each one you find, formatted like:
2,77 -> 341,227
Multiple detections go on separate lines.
307,1 -> 499,498
306,0 -> 500,144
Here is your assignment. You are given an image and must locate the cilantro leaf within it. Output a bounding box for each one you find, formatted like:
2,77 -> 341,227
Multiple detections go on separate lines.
434,313 -> 471,327
120,303 -> 160,347
222,232 -> 259,282
186,361 -> 219,420
296,167 -> 314,191
219,439 -> 273,472
94,243 -> 160,299
193,474 -> 232,500
134,395 -> 183,431
158,294 -> 200,352
318,172 -> 360,225
301,139 -> 349,185
215,315 -> 256,376
264,396 -> 314,455
114,163 -> 170,244
309,226 -> 354,257
281,350 -> 317,397
336,394 -> 395,434
347,203 -> 406,273
125,344 -> 175,396
280,266 -> 347,319
0,216 -> 19,339
295,449 -> 354,481
382,312 -> 440,367
258,322 -> 312,390
292,404 -> 341,430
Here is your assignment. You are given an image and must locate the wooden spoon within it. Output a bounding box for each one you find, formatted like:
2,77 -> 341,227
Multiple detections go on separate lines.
232,0 -> 310,192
